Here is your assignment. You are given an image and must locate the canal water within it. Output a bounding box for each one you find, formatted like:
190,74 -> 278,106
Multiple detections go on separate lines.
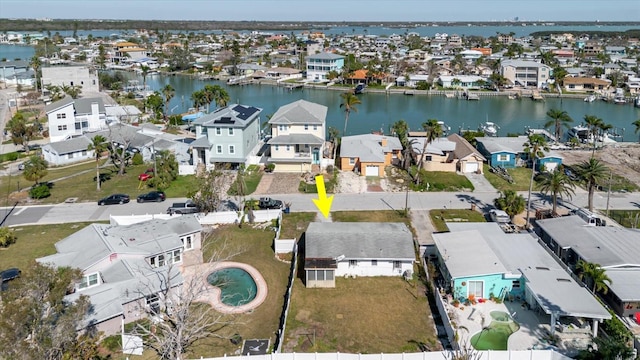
136,73 -> 640,141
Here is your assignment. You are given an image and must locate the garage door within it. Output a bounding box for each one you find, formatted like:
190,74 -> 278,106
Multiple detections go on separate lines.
365,165 -> 379,177
465,162 -> 479,173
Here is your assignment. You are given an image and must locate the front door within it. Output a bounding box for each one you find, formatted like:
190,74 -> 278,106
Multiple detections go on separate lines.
312,147 -> 320,165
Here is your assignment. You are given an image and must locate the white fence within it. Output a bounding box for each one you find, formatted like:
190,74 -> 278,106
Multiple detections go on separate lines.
109,209 -> 280,226
179,164 -> 196,175
275,238 -> 296,254
193,350 -> 571,360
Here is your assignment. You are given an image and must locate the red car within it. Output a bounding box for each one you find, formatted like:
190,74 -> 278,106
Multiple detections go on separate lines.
138,173 -> 153,181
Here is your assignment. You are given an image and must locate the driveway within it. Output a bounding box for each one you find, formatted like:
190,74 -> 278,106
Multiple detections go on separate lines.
464,172 -> 498,193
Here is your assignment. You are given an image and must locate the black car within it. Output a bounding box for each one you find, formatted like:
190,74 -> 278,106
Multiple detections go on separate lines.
1,268 -> 21,291
98,194 -> 130,205
137,191 -> 166,203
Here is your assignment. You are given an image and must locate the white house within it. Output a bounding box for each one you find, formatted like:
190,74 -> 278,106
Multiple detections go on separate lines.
500,60 -> 551,88
267,99 -> 327,173
41,135 -> 94,166
37,216 -> 203,336
41,66 -> 100,93
304,222 -> 415,288
306,52 -> 345,81
44,96 -> 107,142
437,75 -> 487,89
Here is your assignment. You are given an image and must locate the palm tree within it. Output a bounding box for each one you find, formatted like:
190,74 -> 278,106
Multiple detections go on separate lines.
523,134 -> 549,229
339,91 -> 361,135
22,155 -> 48,186
328,126 -> 340,161
536,168 -> 576,216
392,119 -> 412,170
88,135 -> 109,191
162,84 -> 175,122
140,65 -> 151,92
212,85 -> 230,108
633,119 -> 640,143
494,190 -> 526,220
190,90 -> 206,111
30,55 -> 42,93
576,260 -> 611,294
584,115 -> 603,156
544,109 -> 572,143
416,119 -> 443,184
575,158 -> 608,211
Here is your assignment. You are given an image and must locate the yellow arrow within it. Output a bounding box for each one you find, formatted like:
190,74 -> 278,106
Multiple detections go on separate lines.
312,174 -> 333,218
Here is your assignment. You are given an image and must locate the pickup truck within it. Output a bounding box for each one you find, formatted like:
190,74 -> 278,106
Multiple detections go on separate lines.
167,200 -> 200,215
258,197 -> 283,210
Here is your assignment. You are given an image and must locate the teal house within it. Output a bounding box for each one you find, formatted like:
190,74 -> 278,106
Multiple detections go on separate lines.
475,136 -> 562,170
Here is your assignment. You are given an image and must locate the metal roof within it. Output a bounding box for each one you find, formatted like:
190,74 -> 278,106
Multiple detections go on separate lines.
605,269 -> 640,301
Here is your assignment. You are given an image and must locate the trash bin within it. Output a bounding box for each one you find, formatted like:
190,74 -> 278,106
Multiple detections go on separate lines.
283,207 -> 290,214
470,204 -> 476,211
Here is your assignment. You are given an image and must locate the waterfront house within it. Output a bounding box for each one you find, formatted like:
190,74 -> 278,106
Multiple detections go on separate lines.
500,60 -> 551,89
304,222 -> 415,288
112,41 -> 150,63
190,104 -> 262,168
267,100 -> 327,173
447,133 -> 486,173
340,134 -> 402,177
563,77 -> 611,93
37,216 -> 203,336
42,135 -> 93,166
41,65 -> 100,93
0,60 -> 30,84
476,136 -> 562,170
433,222 -> 610,336
45,96 -> 107,142
306,52 -> 345,81
395,74 -> 430,88
409,135 -> 485,173
437,75 -> 486,89
536,215 -> 640,318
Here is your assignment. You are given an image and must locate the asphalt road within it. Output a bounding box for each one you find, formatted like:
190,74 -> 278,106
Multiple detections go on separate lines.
1,190 -> 639,227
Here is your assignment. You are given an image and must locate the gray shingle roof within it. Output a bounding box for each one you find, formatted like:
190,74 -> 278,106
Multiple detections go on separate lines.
44,95 -> 74,114
193,103 -> 262,129
74,97 -> 105,114
305,222 -> 414,261
307,52 -> 345,60
409,137 -> 456,156
340,134 -> 402,163
268,133 -> 324,145
43,136 -> 92,155
268,100 -> 327,125
476,136 -> 527,154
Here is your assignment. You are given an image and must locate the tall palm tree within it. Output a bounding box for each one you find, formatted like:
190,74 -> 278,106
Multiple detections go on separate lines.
162,84 -> 175,122
523,134 -> 549,229
140,65 -> 151,92
392,119 -> 412,171
584,115 -> 603,156
190,90 -> 206,111
575,158 -> 608,211
88,135 -> 109,191
536,168 -> 576,216
339,91 -> 361,135
212,85 -> 230,108
29,55 -> 42,93
544,109 -> 572,143
576,260 -> 611,294
633,119 -> 640,143
416,119 -> 443,184
328,126 -> 340,161
494,190 -> 526,220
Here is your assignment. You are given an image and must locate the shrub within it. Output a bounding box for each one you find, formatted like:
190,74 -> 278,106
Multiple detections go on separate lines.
132,152 -> 143,165
0,227 -> 17,248
29,184 -> 51,199
100,335 -> 121,352
6,152 -> 18,161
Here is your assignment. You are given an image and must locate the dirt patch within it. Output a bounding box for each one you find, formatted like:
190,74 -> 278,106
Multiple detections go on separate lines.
556,143 -> 640,186
335,170 -> 366,193
254,173 -> 302,194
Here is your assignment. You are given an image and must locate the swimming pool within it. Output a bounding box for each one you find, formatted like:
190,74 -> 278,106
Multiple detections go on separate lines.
207,267 -> 258,306
471,311 -> 520,350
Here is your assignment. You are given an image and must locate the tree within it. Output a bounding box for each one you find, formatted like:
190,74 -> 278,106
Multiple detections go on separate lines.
0,226 -> 17,248
162,84 -> 175,122
575,336 -> 635,360
633,118 -> 640,143
0,263 -> 99,360
29,55 -> 41,93
145,92 -> 164,119
190,89 -> 207,111
7,111 -> 37,151
188,168 -> 235,213
96,44 -> 107,70
536,168 -> 576,216
544,109 -> 572,142
61,84 -> 82,99
392,119 -> 413,171
584,114 -> 603,156
575,158 -> 608,211
140,65 -> 151,92
149,150 -> 179,190
415,119 -> 443,184
328,126 -> 340,161
494,190 -> 526,220
87,135 -> 108,191
576,260 -> 611,294
339,91 -> 361,135
523,134 -> 549,229
23,155 -> 48,185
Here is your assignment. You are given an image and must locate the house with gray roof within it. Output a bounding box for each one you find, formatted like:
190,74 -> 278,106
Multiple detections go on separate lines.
41,135 -> 94,166
340,134 -> 402,177
191,104 -> 262,168
536,215 -> 640,317
267,100 -> 327,172
434,222 -> 610,337
44,95 -> 107,142
304,222 -> 415,288
306,52 -> 345,81
37,216 -> 202,336
476,136 -> 562,170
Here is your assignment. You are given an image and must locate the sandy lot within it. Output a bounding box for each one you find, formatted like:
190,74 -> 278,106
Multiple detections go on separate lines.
557,142 -> 640,187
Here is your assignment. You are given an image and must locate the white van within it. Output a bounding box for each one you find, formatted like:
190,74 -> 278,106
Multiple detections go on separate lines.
489,209 -> 511,223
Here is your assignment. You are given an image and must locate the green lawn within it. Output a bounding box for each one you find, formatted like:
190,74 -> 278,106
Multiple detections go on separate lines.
483,164 -> 537,192
228,165 -> 263,196
429,209 -> 487,232
280,212 -> 316,240
607,210 -> 640,229
411,170 -> 474,192
331,210 -> 410,223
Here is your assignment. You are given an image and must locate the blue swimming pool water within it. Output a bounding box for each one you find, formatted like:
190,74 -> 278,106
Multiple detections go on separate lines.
207,267 -> 258,306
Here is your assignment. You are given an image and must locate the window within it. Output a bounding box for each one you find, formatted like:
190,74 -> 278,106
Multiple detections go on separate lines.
317,270 -> 325,281
393,261 -> 401,269
228,128 -> 234,135
313,125 -> 318,130
216,128 -> 221,135
82,150 -> 87,156
173,249 -> 181,263
349,157 -> 355,165
216,145 -> 223,154
308,270 -> 316,281
425,155 -> 433,161
371,260 -> 378,266
349,260 -> 357,267
468,280 -> 484,298
78,273 -> 99,289
304,124 -> 309,130
326,270 -> 334,280
158,254 -> 165,267
57,125 -> 67,131
75,123 -> 81,130
145,294 -> 160,314
67,153 -> 74,159
275,145 -> 279,151
286,145 -> 290,151
229,145 -> 235,154
512,280 -> 520,289
182,235 -> 193,250
56,113 -> 66,119
497,154 -> 510,162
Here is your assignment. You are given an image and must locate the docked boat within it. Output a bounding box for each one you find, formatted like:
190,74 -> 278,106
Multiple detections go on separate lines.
438,121 -> 451,136
354,83 -> 366,94
567,125 -> 591,143
480,121 -> 499,137
584,94 -> 597,103
613,96 -> 627,104
635,96 -> 640,108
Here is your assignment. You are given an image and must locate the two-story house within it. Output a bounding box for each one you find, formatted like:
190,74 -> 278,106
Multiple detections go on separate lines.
112,41 -> 150,63
37,216 -> 203,336
267,100 -> 327,172
500,60 -> 551,88
41,65 -> 100,93
44,96 -> 107,142
306,52 -> 345,81
190,104 -> 262,168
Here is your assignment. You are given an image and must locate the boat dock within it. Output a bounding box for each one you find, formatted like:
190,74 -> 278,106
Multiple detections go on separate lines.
279,82 -> 305,90
531,91 -> 545,101
526,128 -> 557,143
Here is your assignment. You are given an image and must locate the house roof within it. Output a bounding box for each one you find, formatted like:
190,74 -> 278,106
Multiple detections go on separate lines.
340,134 -> 402,163
42,135 -> 92,155
307,52 -> 344,60
192,104 -> 262,129
447,133 -> 486,161
44,95 -> 74,114
268,100 -> 327,125
189,136 -> 211,148
563,77 -> 611,86
409,137 -> 456,156
268,133 -> 324,145
305,222 -> 414,261
501,60 -> 551,69
92,123 -> 154,149
605,269 -> 640,301
74,97 -> 106,115
476,136 -> 527,154
433,229 -> 509,278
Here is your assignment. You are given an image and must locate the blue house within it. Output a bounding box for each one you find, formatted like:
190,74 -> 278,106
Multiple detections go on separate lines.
475,136 -> 562,170
306,52 -> 344,82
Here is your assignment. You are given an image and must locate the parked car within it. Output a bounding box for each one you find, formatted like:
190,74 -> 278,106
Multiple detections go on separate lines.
489,209 -> 511,223
167,200 -> 200,215
137,191 -> 166,203
1,268 -> 21,291
98,194 -> 130,205
258,197 -> 283,210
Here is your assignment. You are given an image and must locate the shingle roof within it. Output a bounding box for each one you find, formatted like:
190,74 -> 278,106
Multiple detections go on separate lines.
268,100 -> 327,125
43,135 -> 92,155
268,134 -> 324,145
340,134 -> 402,163
44,95 -> 74,114
307,52 -> 345,60
448,133 -> 486,161
74,97 -> 105,114
476,136 -> 527,154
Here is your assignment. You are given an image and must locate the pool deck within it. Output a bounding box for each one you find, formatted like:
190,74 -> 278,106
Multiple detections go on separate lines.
181,261 -> 268,314
448,299 -> 592,357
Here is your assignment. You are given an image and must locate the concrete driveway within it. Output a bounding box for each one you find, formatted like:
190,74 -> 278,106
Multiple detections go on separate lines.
464,172 -> 498,193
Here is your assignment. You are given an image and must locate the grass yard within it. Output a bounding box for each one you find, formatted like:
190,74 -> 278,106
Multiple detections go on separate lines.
280,212 -> 316,240
429,209 -> 487,232
0,222 -> 108,271
607,210 -> 640,229
190,224 -> 290,357
411,170 -> 474,192
283,275 -> 436,353
483,164 -> 537,192
228,165 -> 263,196
331,210 -> 409,223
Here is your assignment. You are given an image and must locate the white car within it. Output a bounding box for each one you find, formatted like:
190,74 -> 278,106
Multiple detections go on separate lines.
489,209 -> 510,224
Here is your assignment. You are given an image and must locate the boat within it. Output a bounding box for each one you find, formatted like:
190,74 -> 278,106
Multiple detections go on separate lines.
635,96 -> 640,108
613,96 -> 627,104
438,121 -> 451,136
584,94 -> 597,103
480,121 -> 499,137
354,83 -> 366,94
567,125 -> 591,143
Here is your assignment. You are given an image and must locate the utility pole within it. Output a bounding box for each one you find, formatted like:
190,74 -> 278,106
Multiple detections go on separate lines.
605,170 -> 613,218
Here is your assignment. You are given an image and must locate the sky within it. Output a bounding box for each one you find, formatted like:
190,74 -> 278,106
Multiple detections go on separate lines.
1,0 -> 639,22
